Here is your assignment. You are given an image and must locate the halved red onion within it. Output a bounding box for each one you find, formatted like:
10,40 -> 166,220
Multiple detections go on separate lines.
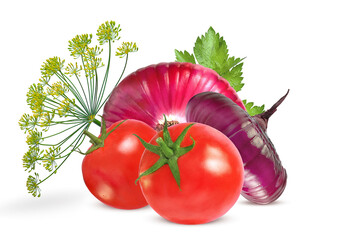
103,62 -> 245,129
185,91 -> 288,204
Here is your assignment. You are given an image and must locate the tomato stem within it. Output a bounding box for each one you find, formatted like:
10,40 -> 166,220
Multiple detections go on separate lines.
156,138 -> 174,158
83,130 -> 103,147
83,118 -> 127,155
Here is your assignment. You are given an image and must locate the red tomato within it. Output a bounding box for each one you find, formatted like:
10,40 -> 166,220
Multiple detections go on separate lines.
138,123 -> 244,224
82,119 -> 156,209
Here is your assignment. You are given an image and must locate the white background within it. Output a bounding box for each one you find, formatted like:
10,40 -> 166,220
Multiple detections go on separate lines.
1,0 -> 338,239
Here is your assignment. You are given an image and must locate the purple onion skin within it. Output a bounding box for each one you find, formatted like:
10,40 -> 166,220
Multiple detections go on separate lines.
185,91 -> 288,204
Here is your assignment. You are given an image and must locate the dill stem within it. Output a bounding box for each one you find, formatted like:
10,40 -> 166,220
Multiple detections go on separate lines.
93,118 -> 101,127
37,125 -> 87,186
81,55 -> 93,114
43,122 -> 84,139
49,119 -> 84,125
53,124 -> 86,152
46,79 -> 87,117
93,69 -> 99,114
75,74 -> 90,112
96,41 -> 112,112
57,72 -> 89,114
97,53 -> 128,112
115,53 -> 128,88
43,99 -> 85,119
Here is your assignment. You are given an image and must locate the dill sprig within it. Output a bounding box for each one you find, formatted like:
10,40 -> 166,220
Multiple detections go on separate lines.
19,21 -> 138,197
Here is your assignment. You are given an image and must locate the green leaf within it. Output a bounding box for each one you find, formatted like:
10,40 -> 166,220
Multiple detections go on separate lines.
225,56 -> 244,70
193,27 -> 228,75
174,27 -> 264,115
174,50 -> 196,64
243,99 -> 265,116
221,62 -> 244,92
192,27 -> 246,92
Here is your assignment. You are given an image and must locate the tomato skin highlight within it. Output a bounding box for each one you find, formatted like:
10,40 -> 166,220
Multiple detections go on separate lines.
138,123 -> 244,224
82,119 -> 156,209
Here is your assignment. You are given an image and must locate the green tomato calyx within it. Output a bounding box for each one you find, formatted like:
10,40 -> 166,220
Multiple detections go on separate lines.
134,115 -> 195,190
83,117 -> 126,155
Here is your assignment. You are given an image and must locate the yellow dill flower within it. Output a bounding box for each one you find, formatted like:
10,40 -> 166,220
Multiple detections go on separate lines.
65,62 -> 82,77
19,113 -> 41,133
26,83 -> 46,114
81,46 -> 105,78
84,57 -> 104,71
86,46 -> 103,58
40,111 -> 55,131
47,81 -> 69,98
39,76 -> 51,86
116,42 -> 138,58
57,98 -> 75,117
26,173 -> 41,197
43,147 -> 60,172
22,146 -> 43,173
68,34 -> 92,59
40,57 -> 65,78
26,129 -> 43,146
97,21 -> 121,45
19,113 -> 32,132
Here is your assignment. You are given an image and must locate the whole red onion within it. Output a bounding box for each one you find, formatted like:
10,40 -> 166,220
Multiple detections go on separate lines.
185,91 -> 289,204
103,62 -> 245,130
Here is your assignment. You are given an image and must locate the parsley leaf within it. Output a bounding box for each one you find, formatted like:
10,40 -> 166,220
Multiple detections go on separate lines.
243,100 -> 265,116
175,26 -> 265,115
175,27 -> 245,92
174,50 -> 196,64
193,27 -> 229,75
221,56 -> 245,92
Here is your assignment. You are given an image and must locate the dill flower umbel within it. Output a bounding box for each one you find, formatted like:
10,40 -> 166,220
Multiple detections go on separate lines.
116,42 -> 139,58
19,20 -> 138,197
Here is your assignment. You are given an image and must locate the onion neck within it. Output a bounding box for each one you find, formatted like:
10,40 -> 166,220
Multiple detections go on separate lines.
155,120 -> 180,132
254,89 -> 289,131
